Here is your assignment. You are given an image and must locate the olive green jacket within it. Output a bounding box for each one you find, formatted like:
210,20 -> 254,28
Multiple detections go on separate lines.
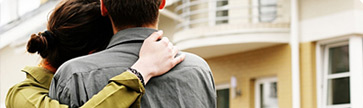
6,66 -> 144,108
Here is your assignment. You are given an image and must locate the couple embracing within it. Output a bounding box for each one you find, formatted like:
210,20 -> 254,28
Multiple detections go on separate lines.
6,0 -> 216,108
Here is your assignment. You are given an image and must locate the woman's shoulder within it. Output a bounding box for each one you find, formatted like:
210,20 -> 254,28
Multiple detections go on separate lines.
7,75 -> 48,95
6,77 -> 48,108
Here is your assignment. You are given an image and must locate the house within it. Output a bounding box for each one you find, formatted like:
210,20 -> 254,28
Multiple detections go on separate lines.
161,0 -> 363,108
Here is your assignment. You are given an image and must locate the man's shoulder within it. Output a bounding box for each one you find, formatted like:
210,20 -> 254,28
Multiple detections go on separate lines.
141,52 -> 216,108
165,52 -> 213,79
176,52 -> 210,70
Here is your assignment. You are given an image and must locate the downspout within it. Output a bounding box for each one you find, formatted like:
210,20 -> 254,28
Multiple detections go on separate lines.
290,0 -> 300,108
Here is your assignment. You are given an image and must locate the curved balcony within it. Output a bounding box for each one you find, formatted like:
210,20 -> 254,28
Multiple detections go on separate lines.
172,0 -> 291,58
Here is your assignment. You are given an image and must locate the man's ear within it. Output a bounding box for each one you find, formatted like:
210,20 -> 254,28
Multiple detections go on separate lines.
100,0 -> 108,16
159,0 -> 166,9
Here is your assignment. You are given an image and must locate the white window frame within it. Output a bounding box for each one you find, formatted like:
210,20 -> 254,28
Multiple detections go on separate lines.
208,0 -> 229,26
255,77 -> 278,108
252,0 -> 278,23
323,42 -> 350,108
216,83 -> 230,108
216,83 -> 230,90
316,36 -> 363,108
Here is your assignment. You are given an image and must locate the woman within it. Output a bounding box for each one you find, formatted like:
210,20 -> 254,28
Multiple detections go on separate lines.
5,0 -> 185,107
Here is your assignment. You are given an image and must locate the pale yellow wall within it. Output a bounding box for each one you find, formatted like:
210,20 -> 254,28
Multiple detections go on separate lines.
278,0 -> 291,23
300,42 -> 317,108
354,0 -> 363,10
40,0 -> 48,4
299,0 -> 354,21
229,0 -> 249,24
206,44 -> 292,108
190,1 -> 208,28
299,0 -> 363,42
158,15 -> 177,41
0,45 -> 40,108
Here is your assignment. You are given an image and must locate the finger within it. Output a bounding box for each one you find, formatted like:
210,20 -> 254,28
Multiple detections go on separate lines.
146,30 -> 163,41
171,46 -> 179,57
159,37 -> 170,46
172,54 -> 186,66
168,42 -> 173,49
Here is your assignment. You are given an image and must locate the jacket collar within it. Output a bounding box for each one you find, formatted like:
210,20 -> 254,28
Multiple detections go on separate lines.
22,66 -> 54,89
107,27 -> 158,49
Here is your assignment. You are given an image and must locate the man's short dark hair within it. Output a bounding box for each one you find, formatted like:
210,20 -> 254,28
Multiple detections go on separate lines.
103,0 -> 161,29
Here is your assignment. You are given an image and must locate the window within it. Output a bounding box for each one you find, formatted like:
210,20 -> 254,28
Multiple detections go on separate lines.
255,77 -> 279,108
209,0 -> 228,26
317,37 -> 363,108
216,84 -> 230,108
217,88 -> 230,108
18,0 -> 41,16
0,0 -> 42,26
323,42 -> 351,107
215,0 -> 228,25
253,0 -> 277,23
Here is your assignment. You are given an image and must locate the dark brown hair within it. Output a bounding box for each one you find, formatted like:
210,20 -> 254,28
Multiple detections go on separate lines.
103,0 -> 161,29
27,0 -> 113,68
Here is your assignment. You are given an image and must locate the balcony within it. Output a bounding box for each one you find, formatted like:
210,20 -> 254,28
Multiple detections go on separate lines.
171,0 -> 291,58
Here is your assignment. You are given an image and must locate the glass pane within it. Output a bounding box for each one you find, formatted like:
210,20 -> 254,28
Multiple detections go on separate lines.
329,45 -> 349,74
261,82 -> 279,108
217,89 -> 229,108
216,10 -> 228,17
327,77 -> 350,105
260,0 -> 277,5
217,0 -> 228,7
216,0 -> 228,25
259,0 -> 277,22
216,10 -> 228,24
18,0 -> 41,16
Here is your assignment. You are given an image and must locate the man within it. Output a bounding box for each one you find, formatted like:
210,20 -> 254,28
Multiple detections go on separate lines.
49,0 -> 216,107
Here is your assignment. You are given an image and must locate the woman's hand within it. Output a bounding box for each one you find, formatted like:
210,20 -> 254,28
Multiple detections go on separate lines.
131,30 -> 185,84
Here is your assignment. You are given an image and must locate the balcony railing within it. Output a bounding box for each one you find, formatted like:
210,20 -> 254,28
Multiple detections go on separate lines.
174,0 -> 289,31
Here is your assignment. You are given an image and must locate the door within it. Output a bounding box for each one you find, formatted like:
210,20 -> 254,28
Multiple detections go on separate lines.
255,77 -> 278,108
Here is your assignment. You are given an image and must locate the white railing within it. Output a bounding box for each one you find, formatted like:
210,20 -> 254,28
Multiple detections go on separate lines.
174,0 -> 286,30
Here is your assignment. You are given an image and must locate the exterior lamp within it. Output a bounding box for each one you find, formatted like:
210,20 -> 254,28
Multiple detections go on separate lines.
231,76 -> 241,98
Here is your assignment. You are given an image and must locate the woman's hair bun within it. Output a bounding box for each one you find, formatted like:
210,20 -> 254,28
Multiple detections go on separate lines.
27,32 -> 49,57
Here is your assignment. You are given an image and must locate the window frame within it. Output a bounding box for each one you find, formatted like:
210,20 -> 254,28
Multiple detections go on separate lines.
255,77 -> 278,108
216,83 -> 230,108
252,0 -> 278,23
316,36 -> 363,108
322,42 -> 350,108
208,0 -> 229,26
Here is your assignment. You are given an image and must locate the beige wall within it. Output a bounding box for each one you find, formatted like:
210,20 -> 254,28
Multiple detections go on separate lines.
299,0 -> 354,21
158,15 -> 177,41
0,45 -> 40,108
40,0 -> 48,4
300,42 -> 317,108
299,0 -> 363,42
229,0 -> 249,23
206,44 -> 292,108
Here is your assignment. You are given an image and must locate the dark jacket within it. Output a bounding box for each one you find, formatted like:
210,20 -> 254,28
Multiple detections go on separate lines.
49,27 -> 216,108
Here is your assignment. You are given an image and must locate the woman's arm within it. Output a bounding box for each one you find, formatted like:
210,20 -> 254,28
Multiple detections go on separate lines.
6,79 -> 69,108
6,71 -> 145,108
6,31 -> 184,108
80,71 -> 143,108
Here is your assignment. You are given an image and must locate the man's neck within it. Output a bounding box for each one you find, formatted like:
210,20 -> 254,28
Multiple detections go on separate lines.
112,24 -> 157,34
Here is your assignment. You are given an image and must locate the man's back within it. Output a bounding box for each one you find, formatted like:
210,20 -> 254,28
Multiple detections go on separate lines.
49,28 -> 216,108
